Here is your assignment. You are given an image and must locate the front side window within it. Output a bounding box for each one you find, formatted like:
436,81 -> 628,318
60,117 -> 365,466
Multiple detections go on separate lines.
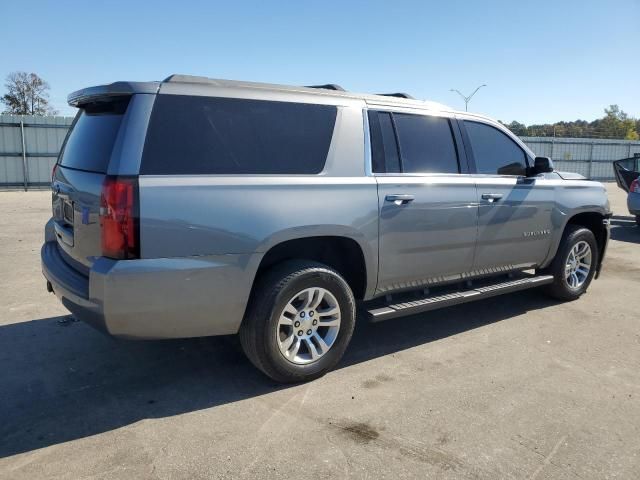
141,95 -> 337,175
464,121 -> 527,176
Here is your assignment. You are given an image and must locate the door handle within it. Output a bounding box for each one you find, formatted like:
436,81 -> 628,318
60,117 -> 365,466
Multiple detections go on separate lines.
481,193 -> 503,203
385,194 -> 415,205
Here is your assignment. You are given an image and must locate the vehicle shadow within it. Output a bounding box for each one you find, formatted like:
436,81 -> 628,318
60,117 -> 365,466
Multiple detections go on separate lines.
0,290 -> 558,459
609,216 -> 639,244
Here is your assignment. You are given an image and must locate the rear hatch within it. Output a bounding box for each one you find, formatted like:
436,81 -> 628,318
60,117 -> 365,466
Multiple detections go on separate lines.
613,156 -> 640,193
52,97 -> 130,274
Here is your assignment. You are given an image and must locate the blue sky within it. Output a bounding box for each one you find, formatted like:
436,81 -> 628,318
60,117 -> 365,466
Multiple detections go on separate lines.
1,0 -> 637,124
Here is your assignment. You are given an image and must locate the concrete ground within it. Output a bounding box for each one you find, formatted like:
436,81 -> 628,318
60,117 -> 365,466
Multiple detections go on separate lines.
0,184 -> 639,479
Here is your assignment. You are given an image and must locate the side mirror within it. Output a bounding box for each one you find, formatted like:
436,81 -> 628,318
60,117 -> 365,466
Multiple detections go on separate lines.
533,156 -> 554,174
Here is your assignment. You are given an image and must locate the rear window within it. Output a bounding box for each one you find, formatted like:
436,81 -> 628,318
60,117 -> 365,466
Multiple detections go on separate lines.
141,95 -> 338,175
58,98 -> 129,173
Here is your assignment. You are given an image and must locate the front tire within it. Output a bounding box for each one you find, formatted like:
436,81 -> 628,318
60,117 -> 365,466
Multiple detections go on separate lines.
239,260 -> 356,383
543,225 -> 598,301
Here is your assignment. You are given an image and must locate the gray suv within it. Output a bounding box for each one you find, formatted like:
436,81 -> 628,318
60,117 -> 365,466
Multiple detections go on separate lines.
42,75 -> 611,382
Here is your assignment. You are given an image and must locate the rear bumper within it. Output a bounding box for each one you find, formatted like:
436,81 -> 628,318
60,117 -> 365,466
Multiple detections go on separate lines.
628,192 -> 640,215
41,241 -> 107,332
41,241 -> 260,339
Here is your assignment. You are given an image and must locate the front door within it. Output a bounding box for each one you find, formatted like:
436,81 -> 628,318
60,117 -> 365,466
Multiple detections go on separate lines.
462,119 -> 554,271
368,109 -> 479,294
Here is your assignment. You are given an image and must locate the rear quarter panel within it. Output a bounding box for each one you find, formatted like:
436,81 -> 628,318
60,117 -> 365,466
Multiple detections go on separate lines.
137,103 -> 380,298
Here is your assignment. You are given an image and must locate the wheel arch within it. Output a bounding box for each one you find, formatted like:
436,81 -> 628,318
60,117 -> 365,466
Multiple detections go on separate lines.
547,210 -> 609,278
253,235 -> 372,300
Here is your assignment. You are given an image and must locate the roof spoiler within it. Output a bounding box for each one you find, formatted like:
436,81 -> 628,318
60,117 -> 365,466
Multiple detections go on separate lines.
67,81 -> 160,107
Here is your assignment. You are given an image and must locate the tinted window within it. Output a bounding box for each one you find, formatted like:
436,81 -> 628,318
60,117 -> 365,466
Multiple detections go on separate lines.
141,95 -> 337,175
464,121 -> 527,175
368,111 -> 401,173
59,98 -> 129,173
393,113 -> 459,174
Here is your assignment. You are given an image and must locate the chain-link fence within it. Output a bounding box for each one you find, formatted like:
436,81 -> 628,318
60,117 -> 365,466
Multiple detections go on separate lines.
2,115 -> 640,188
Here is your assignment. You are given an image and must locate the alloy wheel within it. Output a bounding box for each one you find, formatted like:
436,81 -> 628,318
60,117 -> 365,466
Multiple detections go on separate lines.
276,287 -> 341,365
565,240 -> 592,289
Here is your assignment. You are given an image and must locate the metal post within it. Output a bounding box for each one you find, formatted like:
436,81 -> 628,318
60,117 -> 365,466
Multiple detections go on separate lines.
20,120 -> 28,191
450,85 -> 487,112
588,141 -> 594,180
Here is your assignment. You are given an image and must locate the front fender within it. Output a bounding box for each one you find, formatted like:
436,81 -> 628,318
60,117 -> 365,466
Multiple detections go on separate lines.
540,180 -> 610,269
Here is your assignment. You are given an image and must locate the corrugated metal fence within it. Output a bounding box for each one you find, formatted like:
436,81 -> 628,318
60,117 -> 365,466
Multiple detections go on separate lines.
0,114 -> 73,189
2,115 -> 640,188
521,137 -> 640,180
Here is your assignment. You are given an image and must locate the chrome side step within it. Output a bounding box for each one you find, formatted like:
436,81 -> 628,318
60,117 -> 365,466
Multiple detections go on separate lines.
366,274 -> 554,322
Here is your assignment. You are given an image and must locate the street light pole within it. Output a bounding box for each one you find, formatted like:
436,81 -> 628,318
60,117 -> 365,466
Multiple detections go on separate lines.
450,84 -> 487,111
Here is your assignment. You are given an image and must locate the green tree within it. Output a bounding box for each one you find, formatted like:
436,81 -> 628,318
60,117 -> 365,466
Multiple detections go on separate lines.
502,120 -> 528,136
1,71 -> 57,115
625,127 -> 639,141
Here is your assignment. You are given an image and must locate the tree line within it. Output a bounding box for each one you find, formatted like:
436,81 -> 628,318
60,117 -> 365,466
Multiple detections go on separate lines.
501,105 -> 639,140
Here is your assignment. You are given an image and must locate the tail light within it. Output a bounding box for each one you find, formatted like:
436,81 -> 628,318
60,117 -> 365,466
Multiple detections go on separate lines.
631,179 -> 640,193
100,176 -> 139,259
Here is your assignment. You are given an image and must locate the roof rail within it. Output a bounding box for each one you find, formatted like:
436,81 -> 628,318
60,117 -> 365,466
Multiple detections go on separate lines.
305,84 -> 346,92
377,92 -> 414,99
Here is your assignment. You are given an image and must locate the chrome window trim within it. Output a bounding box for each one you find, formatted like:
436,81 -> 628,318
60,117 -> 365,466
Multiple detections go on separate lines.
373,174 -> 477,185
364,100 -> 455,117
363,107 -> 373,177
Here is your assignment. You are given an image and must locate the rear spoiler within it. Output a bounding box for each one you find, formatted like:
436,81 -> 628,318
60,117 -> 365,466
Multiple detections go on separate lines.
67,81 -> 160,107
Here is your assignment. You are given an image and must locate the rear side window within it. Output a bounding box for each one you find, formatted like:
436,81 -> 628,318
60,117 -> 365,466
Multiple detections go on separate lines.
393,113 -> 459,174
58,98 -> 129,173
464,121 -> 527,176
141,95 -> 337,175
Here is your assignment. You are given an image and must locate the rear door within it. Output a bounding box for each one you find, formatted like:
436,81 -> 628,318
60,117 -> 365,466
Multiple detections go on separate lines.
613,157 -> 640,192
461,119 -> 555,271
52,97 -> 131,273
370,109 -> 479,294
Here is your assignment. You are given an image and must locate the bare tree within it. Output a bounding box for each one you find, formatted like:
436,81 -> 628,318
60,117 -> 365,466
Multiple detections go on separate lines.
1,71 -> 58,115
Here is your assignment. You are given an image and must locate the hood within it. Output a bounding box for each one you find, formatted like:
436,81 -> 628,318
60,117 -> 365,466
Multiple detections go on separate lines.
555,171 -> 587,180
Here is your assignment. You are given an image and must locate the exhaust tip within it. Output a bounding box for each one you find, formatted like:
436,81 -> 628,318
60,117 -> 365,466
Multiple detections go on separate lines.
46,281 -> 54,293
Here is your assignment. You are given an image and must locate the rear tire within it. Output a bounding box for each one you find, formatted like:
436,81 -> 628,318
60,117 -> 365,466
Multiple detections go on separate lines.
543,225 -> 598,301
239,260 -> 356,383
636,215 -> 640,226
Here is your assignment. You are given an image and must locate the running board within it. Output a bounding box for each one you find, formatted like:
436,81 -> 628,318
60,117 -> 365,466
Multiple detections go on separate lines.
366,275 -> 554,322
